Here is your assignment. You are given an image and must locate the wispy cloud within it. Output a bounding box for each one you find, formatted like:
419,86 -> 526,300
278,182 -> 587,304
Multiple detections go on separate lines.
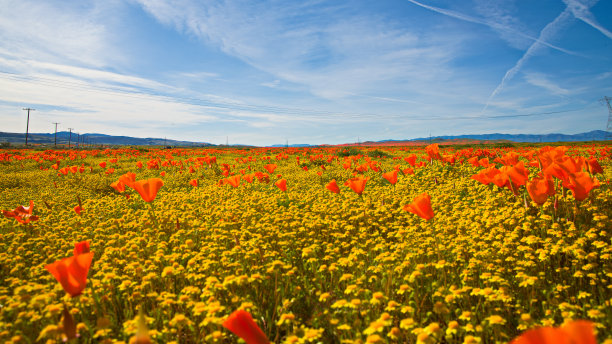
0,0 -> 120,67
481,6 -> 580,112
563,0 -> 612,39
133,0 -> 463,102
524,72 -> 571,96
404,0 -> 576,55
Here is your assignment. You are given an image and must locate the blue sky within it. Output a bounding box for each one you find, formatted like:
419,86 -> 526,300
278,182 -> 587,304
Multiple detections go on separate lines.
0,0 -> 610,146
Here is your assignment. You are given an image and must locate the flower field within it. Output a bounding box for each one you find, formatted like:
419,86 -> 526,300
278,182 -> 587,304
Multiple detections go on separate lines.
0,143 -> 610,344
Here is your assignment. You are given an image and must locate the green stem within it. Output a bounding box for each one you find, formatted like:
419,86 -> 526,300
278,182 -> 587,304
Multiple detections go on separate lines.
148,202 -> 159,229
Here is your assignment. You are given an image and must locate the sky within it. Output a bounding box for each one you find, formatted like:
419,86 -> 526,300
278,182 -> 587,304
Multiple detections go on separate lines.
0,0 -> 611,146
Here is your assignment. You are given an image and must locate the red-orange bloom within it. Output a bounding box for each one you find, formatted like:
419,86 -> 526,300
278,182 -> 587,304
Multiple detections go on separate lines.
99,162 -> 107,169
74,205 -> 82,215
345,176 -> 369,195
500,161 -> 529,187
471,167 -> 501,185
275,179 -> 287,192
526,175 -> 555,205
586,158 -> 603,174
382,170 -> 398,185
403,193 -> 434,220
2,200 -> 39,224
131,178 -> 164,202
404,154 -> 417,166
510,320 -> 595,344
326,179 -> 340,194
263,164 -> 277,174
226,175 -> 241,188
425,143 -> 442,161
73,241 -> 90,255
118,172 -> 136,188
189,179 -> 198,187
223,310 -> 269,344
564,172 -> 599,201
110,180 -> 126,193
45,252 -> 94,297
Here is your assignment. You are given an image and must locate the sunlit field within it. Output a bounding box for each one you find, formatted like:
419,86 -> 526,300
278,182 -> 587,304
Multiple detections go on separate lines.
0,143 -> 610,344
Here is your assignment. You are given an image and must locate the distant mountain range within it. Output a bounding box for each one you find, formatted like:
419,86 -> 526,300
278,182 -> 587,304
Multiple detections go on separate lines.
280,130 -> 610,147
0,131 -> 212,147
401,130 -> 609,143
0,130 -> 608,148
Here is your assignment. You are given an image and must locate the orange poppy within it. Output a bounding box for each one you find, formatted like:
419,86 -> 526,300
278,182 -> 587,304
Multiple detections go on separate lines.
586,158 -> 603,174
382,170 -> 398,185
425,143 -> 442,161
131,178 -> 164,202
223,310 -> 269,344
99,162 -> 107,169
110,180 -> 126,193
345,176 -> 369,195
471,167 -> 502,185
189,179 -> 198,187
404,154 -> 417,166
526,175 -> 555,205
243,174 -> 254,184
73,241 -> 90,255
45,251 -> 94,297
495,152 -> 519,166
118,172 -> 136,188
275,179 -> 287,192
403,193 -> 434,220
500,161 -> 529,187
74,205 -> 82,215
227,175 -> 241,188
564,172 -> 599,201
326,179 -> 340,194
263,164 -> 277,174
510,320 -> 595,344
2,200 -> 39,224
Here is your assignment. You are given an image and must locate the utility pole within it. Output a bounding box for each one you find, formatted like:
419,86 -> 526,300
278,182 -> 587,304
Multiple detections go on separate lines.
602,96 -> 612,140
23,108 -> 35,145
53,122 -> 60,147
68,128 -> 73,148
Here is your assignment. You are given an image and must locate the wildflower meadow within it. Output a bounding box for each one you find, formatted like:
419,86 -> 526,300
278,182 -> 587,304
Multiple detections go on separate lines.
0,143 -> 610,344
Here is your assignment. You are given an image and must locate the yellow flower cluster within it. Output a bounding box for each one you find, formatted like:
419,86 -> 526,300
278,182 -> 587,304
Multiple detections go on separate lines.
0,144 -> 610,343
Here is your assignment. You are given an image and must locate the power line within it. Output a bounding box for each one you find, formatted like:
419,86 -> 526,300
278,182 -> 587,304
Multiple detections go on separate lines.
0,70 -> 594,122
22,108 -> 35,145
67,128 -> 73,148
53,122 -> 60,147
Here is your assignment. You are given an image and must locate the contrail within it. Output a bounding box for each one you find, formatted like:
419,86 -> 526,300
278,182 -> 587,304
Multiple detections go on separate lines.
482,9 -> 574,113
482,0 -> 601,112
563,0 -> 612,40
404,0 -> 577,55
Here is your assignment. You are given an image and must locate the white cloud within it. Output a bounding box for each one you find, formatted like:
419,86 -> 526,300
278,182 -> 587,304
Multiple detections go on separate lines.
524,72 -> 571,96
563,0 -> 612,40
0,0 -> 119,67
132,0 -> 463,101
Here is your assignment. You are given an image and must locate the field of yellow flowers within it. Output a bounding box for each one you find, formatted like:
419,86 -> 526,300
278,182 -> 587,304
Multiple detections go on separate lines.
0,143 -> 610,344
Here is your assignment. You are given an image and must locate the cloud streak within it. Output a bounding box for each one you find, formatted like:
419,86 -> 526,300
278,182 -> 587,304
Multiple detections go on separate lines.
563,0 -> 612,40
481,8 -> 575,112
404,0 -> 576,55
